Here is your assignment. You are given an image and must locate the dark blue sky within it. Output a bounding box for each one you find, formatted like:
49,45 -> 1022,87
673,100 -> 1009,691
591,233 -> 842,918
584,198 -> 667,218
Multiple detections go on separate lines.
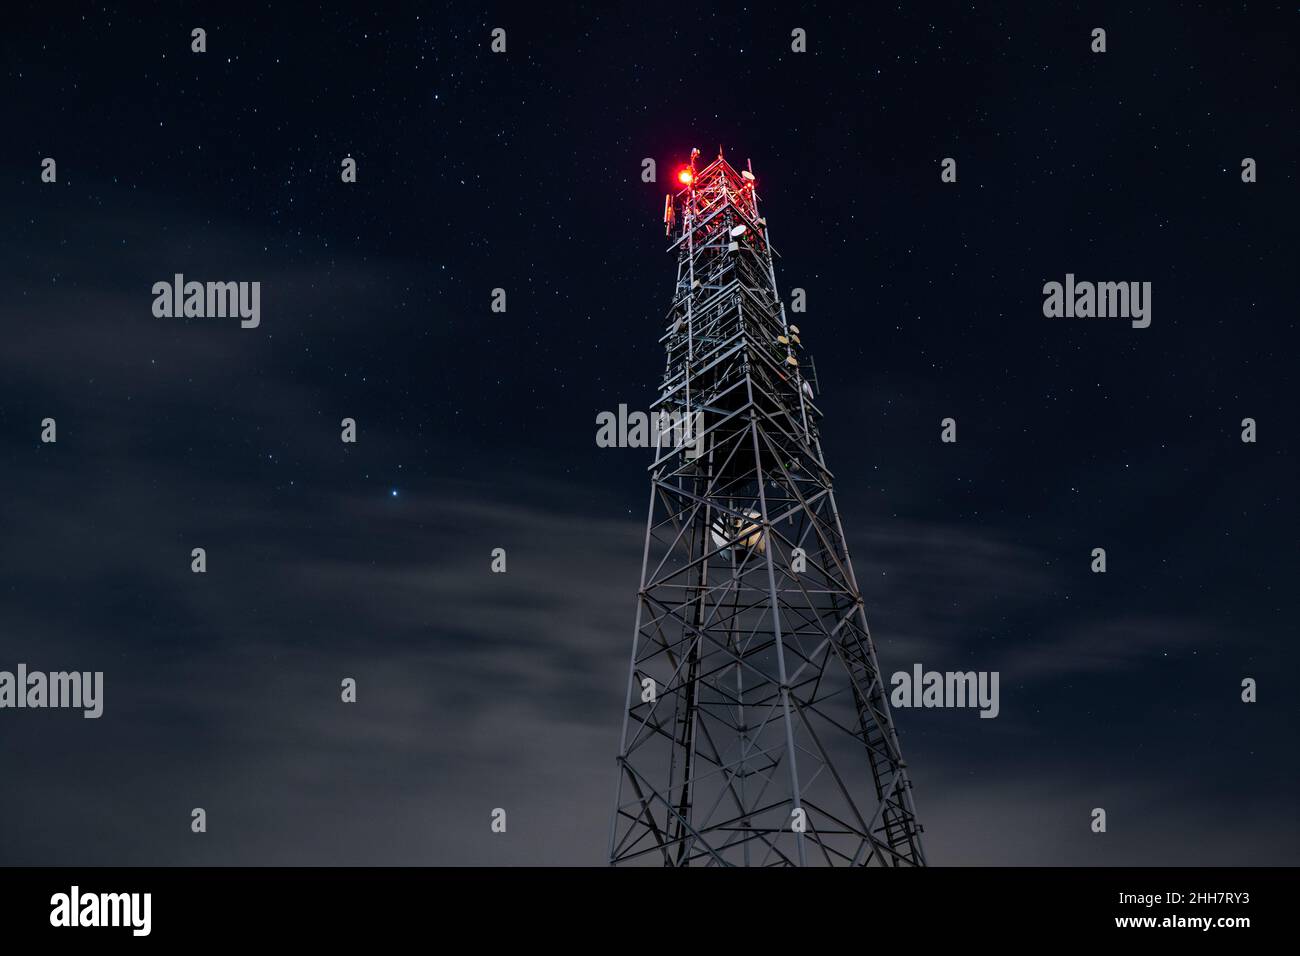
0,2 -> 1295,864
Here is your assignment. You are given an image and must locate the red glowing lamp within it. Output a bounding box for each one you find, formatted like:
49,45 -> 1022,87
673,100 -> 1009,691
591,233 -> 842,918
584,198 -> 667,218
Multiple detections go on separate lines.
677,168 -> 694,185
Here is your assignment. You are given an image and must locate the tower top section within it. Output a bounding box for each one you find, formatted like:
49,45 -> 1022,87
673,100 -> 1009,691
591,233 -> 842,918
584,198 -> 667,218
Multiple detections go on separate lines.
663,148 -> 761,239
655,148 -> 819,447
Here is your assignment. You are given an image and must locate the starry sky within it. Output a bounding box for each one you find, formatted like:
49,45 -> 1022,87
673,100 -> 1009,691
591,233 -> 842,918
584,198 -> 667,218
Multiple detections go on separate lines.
0,3 -> 1295,865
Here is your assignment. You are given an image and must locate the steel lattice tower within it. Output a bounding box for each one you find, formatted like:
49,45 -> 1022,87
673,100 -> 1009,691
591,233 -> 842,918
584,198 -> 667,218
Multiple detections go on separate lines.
608,150 -> 925,867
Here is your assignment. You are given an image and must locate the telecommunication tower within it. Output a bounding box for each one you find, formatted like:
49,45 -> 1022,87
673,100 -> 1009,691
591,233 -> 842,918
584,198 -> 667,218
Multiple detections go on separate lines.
608,149 -> 926,866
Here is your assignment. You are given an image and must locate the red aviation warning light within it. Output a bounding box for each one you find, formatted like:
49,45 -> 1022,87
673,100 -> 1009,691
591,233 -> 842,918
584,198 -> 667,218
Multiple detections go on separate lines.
677,167 -> 694,185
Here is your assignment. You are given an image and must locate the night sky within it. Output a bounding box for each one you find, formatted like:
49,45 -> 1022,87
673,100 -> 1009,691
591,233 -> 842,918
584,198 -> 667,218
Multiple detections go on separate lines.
1,3 -> 1295,865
